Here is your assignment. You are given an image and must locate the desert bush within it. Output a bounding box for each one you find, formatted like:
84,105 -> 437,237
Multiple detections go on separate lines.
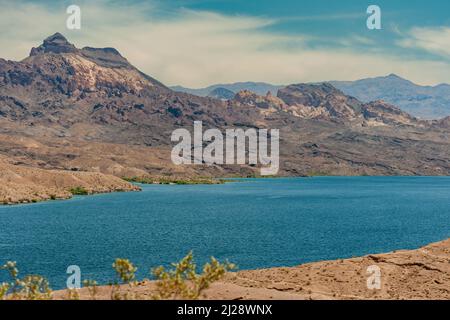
18,275 -> 52,300
0,282 -> 10,300
111,258 -> 138,300
152,251 -> 235,300
0,261 -> 52,300
113,258 -> 137,284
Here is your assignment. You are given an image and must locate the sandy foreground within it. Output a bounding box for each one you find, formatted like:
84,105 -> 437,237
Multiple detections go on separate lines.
54,238 -> 450,300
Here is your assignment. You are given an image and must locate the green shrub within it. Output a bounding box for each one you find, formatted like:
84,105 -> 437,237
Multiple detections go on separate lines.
70,186 -> 89,195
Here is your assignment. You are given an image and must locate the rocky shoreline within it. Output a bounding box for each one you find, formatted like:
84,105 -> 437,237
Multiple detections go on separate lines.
53,238 -> 450,300
0,158 -> 140,205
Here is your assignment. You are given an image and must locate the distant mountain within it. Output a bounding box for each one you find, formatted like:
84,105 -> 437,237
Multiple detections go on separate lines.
331,74 -> 450,120
171,82 -> 283,97
207,87 -> 235,100
178,75 -> 450,119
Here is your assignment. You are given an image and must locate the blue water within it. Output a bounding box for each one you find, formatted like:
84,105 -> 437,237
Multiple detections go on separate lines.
0,177 -> 449,289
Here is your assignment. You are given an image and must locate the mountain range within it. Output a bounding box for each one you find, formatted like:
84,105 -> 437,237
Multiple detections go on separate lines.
173,75 -> 450,120
172,82 -> 283,98
0,33 -> 449,191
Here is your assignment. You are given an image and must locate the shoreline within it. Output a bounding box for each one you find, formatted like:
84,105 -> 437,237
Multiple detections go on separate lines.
0,159 -> 141,206
52,238 -> 450,300
3,174 -> 450,206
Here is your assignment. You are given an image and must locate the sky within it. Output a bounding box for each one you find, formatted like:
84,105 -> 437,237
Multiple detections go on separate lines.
0,0 -> 450,87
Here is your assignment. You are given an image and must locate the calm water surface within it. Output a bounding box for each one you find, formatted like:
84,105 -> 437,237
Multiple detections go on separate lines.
0,177 -> 449,289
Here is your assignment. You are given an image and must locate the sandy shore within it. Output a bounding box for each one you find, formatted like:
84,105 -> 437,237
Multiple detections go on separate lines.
54,238 -> 450,300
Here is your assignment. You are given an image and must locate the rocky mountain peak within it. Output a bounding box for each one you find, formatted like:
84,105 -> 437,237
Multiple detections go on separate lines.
234,89 -> 257,100
11,32 -> 169,98
46,32 -> 70,43
233,89 -> 286,111
28,33 -> 130,68
277,83 -> 355,107
386,73 -> 401,79
30,33 -> 78,56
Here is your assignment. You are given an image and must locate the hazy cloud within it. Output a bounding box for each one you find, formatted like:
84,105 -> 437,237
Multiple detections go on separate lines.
399,26 -> 450,58
1,0 -> 449,87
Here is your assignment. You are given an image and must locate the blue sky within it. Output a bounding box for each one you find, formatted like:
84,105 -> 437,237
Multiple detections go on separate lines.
1,0 -> 450,87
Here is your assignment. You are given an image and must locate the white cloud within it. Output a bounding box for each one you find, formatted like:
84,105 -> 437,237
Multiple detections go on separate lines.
0,1 -> 449,87
398,26 -> 450,58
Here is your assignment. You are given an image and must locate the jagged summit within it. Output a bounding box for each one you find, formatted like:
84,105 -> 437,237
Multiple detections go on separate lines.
28,33 -> 130,67
46,32 -> 70,43
30,33 -> 77,56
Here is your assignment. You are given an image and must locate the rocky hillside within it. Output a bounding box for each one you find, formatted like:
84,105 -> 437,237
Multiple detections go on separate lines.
0,33 -> 449,178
